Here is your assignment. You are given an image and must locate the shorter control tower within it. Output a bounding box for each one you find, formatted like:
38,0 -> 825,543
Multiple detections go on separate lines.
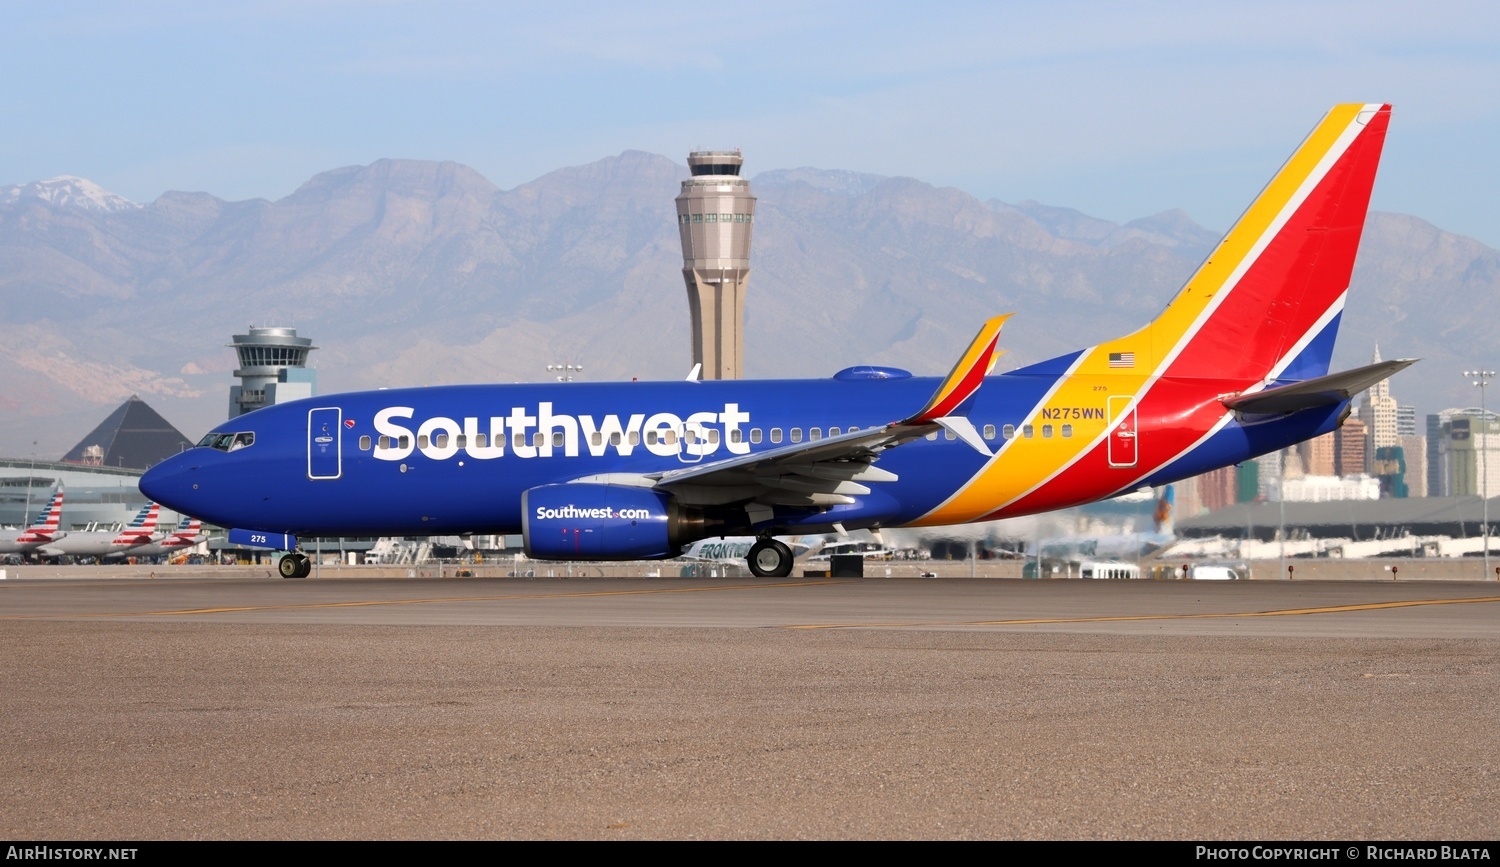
676,150 -> 756,380
228,326 -> 317,419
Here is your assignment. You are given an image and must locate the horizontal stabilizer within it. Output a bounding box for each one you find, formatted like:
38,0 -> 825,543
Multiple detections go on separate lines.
1222,358 -> 1418,414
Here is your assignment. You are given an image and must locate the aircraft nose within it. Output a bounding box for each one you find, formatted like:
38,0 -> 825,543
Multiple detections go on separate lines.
140,453 -> 201,515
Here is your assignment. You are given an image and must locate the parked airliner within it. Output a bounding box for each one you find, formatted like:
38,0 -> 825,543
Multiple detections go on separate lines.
142,104 -> 1413,580
33,502 -> 160,560
107,518 -> 203,560
0,488 -> 66,555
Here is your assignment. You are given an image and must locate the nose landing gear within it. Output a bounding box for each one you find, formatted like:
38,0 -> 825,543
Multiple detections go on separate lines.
278,552 -> 311,579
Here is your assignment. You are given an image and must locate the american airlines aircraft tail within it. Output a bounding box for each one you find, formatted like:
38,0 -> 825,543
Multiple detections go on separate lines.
141,104 -> 1412,580
0,487 -> 68,554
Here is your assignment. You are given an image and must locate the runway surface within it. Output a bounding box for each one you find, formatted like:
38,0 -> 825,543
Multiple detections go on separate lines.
2,573 -> 1498,839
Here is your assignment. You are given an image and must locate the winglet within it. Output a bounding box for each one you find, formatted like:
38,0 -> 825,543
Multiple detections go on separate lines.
907,314 -> 1012,424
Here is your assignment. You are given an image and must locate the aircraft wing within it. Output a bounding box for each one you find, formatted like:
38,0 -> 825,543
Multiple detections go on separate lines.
646,315 -> 1012,511
1222,358 -> 1418,414
650,420 -> 935,505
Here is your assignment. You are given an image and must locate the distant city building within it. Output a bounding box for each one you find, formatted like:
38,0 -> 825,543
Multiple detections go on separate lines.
675,150 -> 755,380
1361,346 -> 1398,470
1372,445 -> 1409,498
1431,408 -> 1500,498
1427,412 -> 1446,497
228,326 -> 317,419
1399,434 -> 1428,498
1302,431 -> 1337,477
1335,417 -> 1367,478
0,459 -> 178,530
1396,404 -> 1417,438
60,395 -> 194,471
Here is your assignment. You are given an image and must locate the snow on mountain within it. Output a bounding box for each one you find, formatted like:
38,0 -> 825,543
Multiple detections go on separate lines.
1,176 -> 141,212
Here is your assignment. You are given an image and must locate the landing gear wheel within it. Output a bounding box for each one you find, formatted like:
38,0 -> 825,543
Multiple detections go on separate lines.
279,553 -> 310,579
747,539 -> 794,578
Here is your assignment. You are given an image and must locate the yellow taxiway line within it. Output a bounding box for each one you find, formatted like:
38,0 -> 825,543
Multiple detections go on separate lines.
782,594 -> 1500,629
0,579 -> 847,620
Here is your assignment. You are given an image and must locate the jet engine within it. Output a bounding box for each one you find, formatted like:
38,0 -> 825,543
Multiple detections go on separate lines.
522,484 -> 708,560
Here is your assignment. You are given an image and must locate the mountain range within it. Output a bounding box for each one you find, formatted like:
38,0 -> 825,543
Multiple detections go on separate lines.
3,154 -> 1495,460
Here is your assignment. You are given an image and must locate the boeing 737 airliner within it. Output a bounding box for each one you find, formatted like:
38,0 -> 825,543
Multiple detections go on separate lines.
142,104 -> 1413,579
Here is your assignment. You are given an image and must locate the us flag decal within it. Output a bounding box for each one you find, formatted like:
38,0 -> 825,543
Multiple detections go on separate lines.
1108,351 -> 1135,368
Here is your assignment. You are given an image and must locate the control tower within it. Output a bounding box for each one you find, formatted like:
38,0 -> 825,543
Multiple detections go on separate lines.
675,150 -> 756,379
227,326 -> 318,419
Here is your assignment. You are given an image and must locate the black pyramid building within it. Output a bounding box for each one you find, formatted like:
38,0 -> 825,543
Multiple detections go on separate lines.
61,395 -> 195,470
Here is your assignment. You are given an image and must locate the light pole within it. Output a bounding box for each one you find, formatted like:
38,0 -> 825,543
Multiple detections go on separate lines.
1464,369 -> 1495,579
547,363 -> 583,382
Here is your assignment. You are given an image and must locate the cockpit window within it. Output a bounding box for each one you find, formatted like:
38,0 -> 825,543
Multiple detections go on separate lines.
198,432 -> 255,452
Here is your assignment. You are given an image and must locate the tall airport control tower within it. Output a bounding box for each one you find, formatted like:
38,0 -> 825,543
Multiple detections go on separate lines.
228,326 -> 318,419
675,150 -> 756,380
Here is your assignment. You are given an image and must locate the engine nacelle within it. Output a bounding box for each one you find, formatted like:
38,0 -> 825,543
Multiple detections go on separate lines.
523,484 -> 688,560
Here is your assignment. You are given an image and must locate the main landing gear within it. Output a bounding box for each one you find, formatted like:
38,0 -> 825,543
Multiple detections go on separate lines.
747,538 -> 794,578
278,552 -> 311,579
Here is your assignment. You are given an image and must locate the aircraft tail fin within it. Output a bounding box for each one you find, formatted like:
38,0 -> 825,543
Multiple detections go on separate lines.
127,502 -> 160,532
29,487 -> 65,533
1153,485 -> 1175,536
1107,104 -> 1391,384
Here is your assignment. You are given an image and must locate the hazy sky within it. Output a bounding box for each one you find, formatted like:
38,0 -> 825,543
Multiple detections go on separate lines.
5,1 -> 1498,246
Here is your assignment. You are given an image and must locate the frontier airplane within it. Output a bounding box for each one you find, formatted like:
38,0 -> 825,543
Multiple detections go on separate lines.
143,104 -> 1412,580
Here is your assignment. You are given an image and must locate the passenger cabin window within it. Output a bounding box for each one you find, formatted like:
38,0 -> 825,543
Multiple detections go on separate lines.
828,427 -> 840,437
513,433 -> 526,449
610,432 -> 622,446
532,432 -> 545,448
378,435 -> 391,450
770,428 -> 783,444
552,432 -> 564,448
1023,425 -> 1034,438
983,424 -> 996,440
790,428 -> 803,443
751,429 -> 763,444
730,429 -> 742,444
418,435 -> 430,449
1003,424 -> 1016,439
944,429 -> 956,441
809,428 -> 821,441
360,435 -> 372,451
1042,424 -> 1054,438
926,432 -> 938,441
1061,424 -> 1073,438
